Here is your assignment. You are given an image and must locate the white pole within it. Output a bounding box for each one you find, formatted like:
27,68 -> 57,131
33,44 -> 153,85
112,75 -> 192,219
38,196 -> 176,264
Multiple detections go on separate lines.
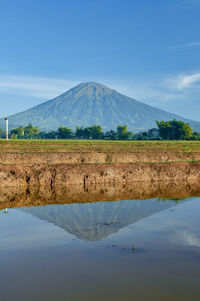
5,118 -> 9,141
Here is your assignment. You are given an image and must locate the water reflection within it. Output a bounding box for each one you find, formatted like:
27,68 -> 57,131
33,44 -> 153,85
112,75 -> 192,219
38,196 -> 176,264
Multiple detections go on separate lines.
0,186 -> 200,301
22,198 -> 185,241
1,180 -> 200,209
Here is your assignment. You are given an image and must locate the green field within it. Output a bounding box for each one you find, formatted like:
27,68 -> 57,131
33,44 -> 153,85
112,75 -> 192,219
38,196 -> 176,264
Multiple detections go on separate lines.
1,139 -> 200,152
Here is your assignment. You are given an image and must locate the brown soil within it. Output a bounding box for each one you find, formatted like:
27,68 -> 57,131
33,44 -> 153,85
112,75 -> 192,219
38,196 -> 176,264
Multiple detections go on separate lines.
1,150 -> 200,164
0,161 -> 200,187
1,143 -> 200,209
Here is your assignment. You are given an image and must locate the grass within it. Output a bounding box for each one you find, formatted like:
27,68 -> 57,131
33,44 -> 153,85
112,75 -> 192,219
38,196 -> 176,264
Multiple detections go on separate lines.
1,139 -> 200,150
1,139 -> 200,165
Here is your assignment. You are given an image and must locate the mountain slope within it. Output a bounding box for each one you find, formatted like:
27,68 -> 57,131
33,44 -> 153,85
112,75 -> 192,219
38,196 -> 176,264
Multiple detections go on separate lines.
1,82 -> 200,132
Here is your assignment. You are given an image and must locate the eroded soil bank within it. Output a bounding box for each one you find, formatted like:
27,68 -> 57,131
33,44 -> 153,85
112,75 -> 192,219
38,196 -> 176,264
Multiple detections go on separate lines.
1,140 -> 200,165
0,161 -> 200,187
1,141 -> 200,207
1,149 -> 200,164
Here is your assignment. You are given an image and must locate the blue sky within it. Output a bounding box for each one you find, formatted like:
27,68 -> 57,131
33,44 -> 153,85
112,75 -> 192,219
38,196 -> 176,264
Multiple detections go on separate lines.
0,0 -> 200,121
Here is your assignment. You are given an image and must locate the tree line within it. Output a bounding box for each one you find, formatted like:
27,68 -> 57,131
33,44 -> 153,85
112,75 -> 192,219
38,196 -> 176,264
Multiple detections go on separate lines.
0,119 -> 200,140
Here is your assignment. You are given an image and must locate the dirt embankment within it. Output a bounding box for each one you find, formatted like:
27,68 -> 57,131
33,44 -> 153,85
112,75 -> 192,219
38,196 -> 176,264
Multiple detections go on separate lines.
0,161 -> 200,188
1,150 -> 200,164
1,142 -> 200,205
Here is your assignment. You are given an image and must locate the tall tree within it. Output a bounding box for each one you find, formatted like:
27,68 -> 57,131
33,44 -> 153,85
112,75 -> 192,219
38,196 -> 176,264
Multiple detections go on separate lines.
156,119 -> 193,140
87,125 -> 103,139
38,130 -> 58,139
75,126 -> 85,139
10,126 -> 24,139
24,124 -> 39,139
0,128 -> 6,138
116,125 -> 133,140
75,125 -> 103,139
57,126 -> 73,139
104,130 -> 117,140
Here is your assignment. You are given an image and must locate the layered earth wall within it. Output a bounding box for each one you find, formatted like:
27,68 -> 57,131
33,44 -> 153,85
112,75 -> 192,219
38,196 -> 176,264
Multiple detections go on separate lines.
1,140 -> 200,205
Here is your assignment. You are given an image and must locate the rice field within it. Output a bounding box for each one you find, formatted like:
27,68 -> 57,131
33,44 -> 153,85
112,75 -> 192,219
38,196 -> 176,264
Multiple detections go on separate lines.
0,139 -> 200,153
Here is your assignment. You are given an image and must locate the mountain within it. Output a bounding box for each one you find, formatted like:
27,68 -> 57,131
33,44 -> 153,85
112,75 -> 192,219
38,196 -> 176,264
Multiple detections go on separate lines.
22,198 -> 183,241
1,82 -> 200,132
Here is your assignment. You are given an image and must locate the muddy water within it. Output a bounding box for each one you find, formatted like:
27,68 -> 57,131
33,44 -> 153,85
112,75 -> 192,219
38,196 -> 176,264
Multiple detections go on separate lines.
0,196 -> 200,301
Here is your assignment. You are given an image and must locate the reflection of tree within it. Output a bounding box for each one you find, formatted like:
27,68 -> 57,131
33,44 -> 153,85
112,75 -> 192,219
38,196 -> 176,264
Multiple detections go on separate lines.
158,197 -> 187,203
0,208 -> 8,214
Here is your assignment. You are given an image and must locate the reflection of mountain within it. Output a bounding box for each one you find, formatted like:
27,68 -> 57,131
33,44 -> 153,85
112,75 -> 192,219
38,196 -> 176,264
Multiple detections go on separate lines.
22,198 -> 184,241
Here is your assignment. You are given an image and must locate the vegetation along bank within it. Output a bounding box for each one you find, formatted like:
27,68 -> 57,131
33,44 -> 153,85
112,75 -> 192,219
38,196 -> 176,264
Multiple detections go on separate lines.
1,119 -> 200,140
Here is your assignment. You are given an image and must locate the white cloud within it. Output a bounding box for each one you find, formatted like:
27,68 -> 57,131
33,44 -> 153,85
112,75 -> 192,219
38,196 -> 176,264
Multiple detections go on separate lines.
0,75 -> 78,99
103,77 -> 187,106
166,72 -> 200,90
179,230 -> 200,248
0,73 -> 199,112
166,41 -> 200,51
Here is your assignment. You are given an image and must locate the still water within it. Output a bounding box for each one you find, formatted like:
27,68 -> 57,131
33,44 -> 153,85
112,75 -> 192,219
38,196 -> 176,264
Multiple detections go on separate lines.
0,197 -> 200,301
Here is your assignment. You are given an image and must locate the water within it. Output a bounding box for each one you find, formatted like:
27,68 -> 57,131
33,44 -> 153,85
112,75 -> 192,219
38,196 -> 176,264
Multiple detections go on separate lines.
0,197 -> 200,301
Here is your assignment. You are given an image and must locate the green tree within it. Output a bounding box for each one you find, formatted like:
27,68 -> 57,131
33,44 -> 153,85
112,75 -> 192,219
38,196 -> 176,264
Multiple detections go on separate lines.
116,125 -> 133,140
11,133 -> 18,139
134,128 -> 160,140
104,130 -> 117,140
75,125 -> 103,139
75,126 -> 86,139
10,126 -> 24,139
156,119 -> 193,140
87,125 -> 103,139
57,126 -> 73,139
192,131 -> 200,140
24,124 -> 39,139
0,128 -> 5,138
38,130 -> 58,139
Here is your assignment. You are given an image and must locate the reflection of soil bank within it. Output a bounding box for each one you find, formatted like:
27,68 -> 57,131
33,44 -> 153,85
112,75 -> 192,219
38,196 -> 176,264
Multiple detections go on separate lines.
0,180 -> 200,209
